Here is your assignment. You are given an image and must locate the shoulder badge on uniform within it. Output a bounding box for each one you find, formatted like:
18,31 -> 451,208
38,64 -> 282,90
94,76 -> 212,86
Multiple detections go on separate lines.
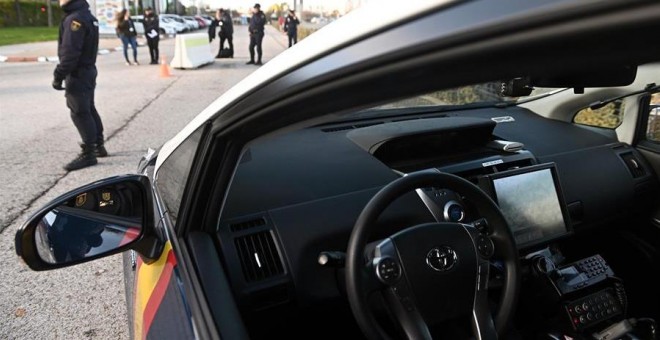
71,20 -> 82,31
75,193 -> 87,207
102,191 -> 111,201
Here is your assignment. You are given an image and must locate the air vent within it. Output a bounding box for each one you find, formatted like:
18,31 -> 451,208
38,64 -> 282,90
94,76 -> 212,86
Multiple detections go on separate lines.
321,122 -> 383,132
620,153 -> 646,178
235,231 -> 284,283
229,217 -> 266,232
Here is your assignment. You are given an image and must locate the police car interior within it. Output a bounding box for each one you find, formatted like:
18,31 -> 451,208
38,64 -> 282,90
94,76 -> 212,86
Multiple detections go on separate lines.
13,1 -> 660,340
218,72 -> 660,340
209,38 -> 660,340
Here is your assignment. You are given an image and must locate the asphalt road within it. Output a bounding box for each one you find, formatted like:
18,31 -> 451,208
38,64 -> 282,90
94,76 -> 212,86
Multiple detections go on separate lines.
0,26 -> 287,339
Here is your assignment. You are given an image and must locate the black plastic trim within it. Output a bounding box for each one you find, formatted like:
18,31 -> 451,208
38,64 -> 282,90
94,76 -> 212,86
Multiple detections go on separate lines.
188,232 -> 250,340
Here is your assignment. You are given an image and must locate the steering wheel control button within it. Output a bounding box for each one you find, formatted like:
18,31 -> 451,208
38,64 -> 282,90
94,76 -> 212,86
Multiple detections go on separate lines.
390,282 -> 416,312
425,246 -> 458,272
473,218 -> 490,233
400,297 -> 415,312
375,257 -> 401,285
476,234 -> 495,258
478,263 -> 489,291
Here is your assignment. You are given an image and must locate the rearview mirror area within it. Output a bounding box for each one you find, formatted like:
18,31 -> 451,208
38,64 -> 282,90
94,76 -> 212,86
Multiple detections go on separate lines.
16,175 -> 154,271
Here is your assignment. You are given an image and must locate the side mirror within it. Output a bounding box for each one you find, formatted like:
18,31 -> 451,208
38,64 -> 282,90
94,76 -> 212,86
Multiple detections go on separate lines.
15,175 -> 161,271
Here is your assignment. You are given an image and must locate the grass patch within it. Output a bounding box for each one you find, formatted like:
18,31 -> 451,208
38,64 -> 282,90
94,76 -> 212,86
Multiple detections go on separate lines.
298,27 -> 317,41
0,27 -> 59,46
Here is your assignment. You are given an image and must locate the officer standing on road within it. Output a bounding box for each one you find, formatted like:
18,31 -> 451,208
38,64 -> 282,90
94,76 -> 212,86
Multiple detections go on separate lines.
143,7 -> 160,65
246,3 -> 266,65
52,0 -> 108,171
218,8 -> 234,57
284,10 -> 299,47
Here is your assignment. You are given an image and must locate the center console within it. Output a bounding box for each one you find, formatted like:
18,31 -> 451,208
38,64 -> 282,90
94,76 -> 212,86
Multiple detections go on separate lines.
521,249 -> 658,339
412,159 -> 656,339
540,254 -> 626,331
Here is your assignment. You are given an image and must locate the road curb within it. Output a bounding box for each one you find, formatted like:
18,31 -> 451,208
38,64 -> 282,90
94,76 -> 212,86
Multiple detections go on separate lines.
0,41 -> 148,63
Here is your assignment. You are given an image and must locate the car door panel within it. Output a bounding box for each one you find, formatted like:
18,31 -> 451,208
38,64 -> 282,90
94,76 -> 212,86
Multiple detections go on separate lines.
132,241 -> 195,340
187,232 -> 249,340
638,148 -> 660,179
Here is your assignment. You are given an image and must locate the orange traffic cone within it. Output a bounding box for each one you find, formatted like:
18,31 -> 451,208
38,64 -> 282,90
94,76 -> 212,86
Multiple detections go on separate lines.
160,55 -> 171,78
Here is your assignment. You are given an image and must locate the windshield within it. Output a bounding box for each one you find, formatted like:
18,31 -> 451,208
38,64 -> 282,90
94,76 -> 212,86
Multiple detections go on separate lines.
368,82 -> 564,112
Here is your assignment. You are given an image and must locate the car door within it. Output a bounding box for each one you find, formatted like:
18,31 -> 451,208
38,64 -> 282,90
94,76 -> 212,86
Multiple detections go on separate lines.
636,92 -> 660,183
633,91 -> 660,238
121,139 -> 200,340
16,2 -> 660,340
159,2 -> 660,339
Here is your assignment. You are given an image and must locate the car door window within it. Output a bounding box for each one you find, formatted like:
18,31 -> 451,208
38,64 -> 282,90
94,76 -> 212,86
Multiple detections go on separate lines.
155,127 -> 203,224
573,100 -> 625,129
646,93 -> 660,142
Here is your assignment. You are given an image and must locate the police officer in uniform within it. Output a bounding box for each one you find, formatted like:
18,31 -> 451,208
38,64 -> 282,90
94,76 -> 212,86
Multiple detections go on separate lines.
143,7 -> 160,65
246,3 -> 266,65
52,0 -> 107,171
284,10 -> 299,47
218,8 -> 234,57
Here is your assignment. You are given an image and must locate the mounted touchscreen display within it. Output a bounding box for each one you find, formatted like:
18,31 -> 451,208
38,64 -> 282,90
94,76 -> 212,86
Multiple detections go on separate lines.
479,163 -> 570,248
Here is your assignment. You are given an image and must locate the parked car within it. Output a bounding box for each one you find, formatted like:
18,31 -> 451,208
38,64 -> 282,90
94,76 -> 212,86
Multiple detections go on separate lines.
16,1 -> 660,340
130,15 -> 179,36
195,15 -> 210,28
160,16 -> 187,34
310,16 -> 328,24
200,14 -> 214,25
160,14 -> 189,32
182,16 -> 200,30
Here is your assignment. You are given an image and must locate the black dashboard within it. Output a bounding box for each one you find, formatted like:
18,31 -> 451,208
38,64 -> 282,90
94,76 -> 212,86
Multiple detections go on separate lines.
215,106 -> 658,337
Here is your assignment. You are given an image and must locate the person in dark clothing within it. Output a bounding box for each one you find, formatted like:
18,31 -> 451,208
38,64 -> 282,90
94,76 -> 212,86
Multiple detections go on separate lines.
247,3 -> 266,65
283,10 -> 299,47
210,9 -> 234,58
218,9 -> 234,57
208,12 -> 217,42
116,9 -> 139,65
52,0 -> 107,171
143,7 -> 159,64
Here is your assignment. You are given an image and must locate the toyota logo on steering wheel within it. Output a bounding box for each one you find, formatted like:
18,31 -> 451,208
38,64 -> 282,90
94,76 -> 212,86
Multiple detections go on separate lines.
426,246 -> 458,272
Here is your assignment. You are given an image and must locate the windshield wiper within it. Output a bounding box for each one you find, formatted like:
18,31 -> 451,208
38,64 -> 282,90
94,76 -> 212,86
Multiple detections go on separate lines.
589,83 -> 658,110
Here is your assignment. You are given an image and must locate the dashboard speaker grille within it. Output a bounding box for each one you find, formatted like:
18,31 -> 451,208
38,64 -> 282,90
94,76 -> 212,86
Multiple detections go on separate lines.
235,231 -> 284,283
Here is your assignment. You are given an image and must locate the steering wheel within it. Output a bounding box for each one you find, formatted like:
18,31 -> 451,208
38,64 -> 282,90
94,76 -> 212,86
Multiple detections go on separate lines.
346,170 -> 520,339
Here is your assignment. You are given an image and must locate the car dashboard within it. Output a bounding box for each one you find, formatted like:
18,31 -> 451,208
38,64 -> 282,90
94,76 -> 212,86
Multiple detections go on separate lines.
215,106 -> 658,339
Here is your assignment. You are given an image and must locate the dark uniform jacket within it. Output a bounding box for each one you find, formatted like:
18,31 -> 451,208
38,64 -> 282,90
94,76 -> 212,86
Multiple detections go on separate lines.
117,19 -> 138,37
219,13 -> 233,37
143,14 -> 159,40
249,10 -> 266,35
284,15 -> 299,36
208,18 -> 218,40
54,0 -> 98,86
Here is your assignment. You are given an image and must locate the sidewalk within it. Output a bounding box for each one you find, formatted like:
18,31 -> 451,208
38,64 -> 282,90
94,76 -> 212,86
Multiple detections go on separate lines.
0,25 -> 289,63
0,36 -> 154,63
